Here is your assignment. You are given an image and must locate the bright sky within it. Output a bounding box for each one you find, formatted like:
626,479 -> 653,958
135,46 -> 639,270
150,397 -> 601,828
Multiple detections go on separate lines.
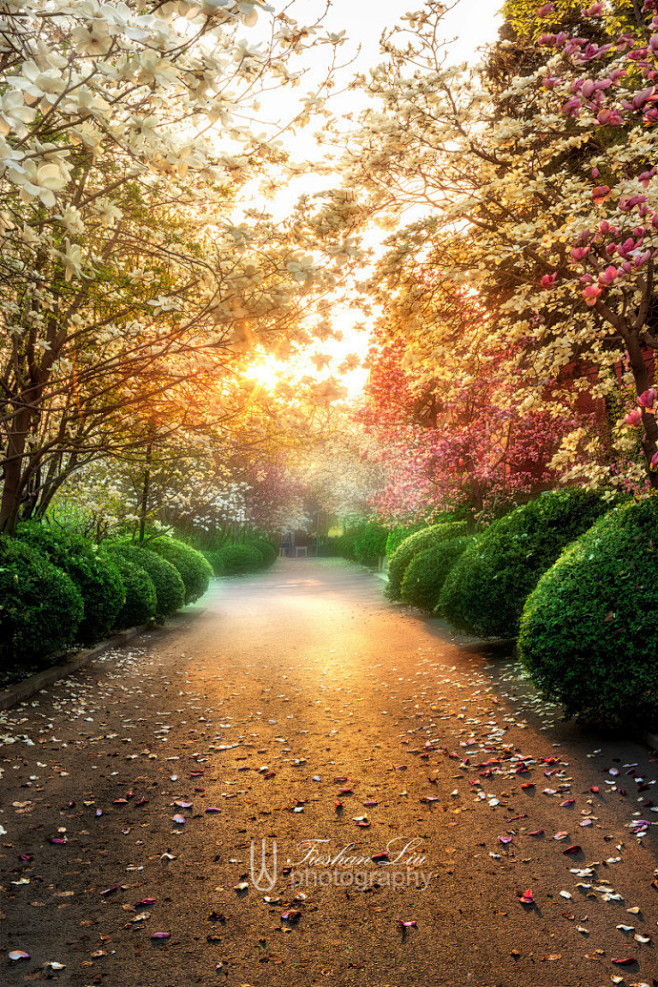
244,0 -> 503,400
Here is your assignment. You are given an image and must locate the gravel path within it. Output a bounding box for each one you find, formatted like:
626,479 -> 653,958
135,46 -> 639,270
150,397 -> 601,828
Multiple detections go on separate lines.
1,559 -> 657,986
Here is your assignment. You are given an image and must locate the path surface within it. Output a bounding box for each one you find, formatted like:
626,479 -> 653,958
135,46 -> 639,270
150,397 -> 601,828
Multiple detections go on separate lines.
1,559 -> 657,986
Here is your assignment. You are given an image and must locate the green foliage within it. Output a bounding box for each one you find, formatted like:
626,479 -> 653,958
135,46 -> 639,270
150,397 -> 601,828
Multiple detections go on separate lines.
519,496 -> 658,724
385,523 -> 427,558
203,550 -> 225,576
108,544 -> 185,620
148,537 -> 213,603
218,543 -> 264,575
438,489 -> 614,639
386,521 -> 468,601
400,536 -> 473,612
0,537 -> 84,669
354,522 -> 389,566
104,553 -> 157,630
245,537 -> 278,569
329,529 -> 364,560
17,524 -> 124,645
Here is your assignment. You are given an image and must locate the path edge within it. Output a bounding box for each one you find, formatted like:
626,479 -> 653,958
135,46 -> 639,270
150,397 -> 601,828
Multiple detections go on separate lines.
0,624 -> 152,711
0,605 -> 206,712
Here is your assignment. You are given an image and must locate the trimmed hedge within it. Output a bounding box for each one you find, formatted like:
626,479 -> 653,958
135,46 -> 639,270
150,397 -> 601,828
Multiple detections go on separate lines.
519,496 -> 658,724
17,525 -> 124,645
108,544 -> 185,619
329,530 -> 363,560
386,521 -> 468,601
354,522 -> 389,567
401,536 -> 472,612
248,537 -> 278,568
438,489 -> 613,639
105,553 -> 157,629
203,550 -> 225,576
218,543 -> 264,575
148,537 -> 212,603
0,537 -> 84,669
385,523 -> 427,558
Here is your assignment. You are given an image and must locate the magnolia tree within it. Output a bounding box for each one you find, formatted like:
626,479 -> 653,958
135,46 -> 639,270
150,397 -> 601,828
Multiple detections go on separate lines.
0,0 -> 347,532
330,0 -> 658,494
360,320 -> 587,521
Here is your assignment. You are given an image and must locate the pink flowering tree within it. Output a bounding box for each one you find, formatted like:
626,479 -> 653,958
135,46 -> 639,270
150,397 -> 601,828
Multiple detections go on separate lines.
334,0 -> 658,492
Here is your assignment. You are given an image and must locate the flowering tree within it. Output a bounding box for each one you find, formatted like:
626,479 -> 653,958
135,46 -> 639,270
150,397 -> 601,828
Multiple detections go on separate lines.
0,0 -> 345,532
333,0 -> 658,495
360,315 -> 585,522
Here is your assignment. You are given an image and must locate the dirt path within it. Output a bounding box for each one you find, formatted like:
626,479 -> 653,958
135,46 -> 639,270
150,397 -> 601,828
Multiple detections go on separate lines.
1,559 -> 657,986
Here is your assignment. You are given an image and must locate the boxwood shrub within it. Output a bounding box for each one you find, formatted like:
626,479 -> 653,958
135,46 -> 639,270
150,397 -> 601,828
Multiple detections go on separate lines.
218,543 -> 264,575
400,536 -> 473,612
519,496 -> 658,724
148,537 -> 212,603
354,522 -> 389,567
17,525 -> 124,645
329,530 -> 363,560
104,553 -> 157,629
203,550 -> 225,576
386,521 -> 468,601
248,537 -> 278,568
385,523 -> 427,559
108,544 -> 185,619
438,489 -> 613,639
0,537 -> 84,669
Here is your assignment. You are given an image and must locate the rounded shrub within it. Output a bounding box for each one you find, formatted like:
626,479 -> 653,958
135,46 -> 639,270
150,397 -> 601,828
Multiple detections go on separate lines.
248,537 -> 278,568
203,550 -> 225,576
329,530 -> 362,560
218,543 -> 264,575
108,544 -> 185,619
519,496 -> 658,724
438,489 -> 613,639
385,523 -> 427,559
104,553 -> 157,629
354,522 -> 389,567
0,537 -> 84,669
400,536 -> 473,612
17,525 -> 124,645
386,521 -> 468,601
148,537 -> 213,603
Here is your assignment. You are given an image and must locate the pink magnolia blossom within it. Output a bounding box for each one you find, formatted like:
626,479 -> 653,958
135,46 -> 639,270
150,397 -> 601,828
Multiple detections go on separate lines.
541,272 -> 558,287
638,388 -> 657,408
624,407 -> 643,425
597,107 -> 623,125
561,96 -> 582,116
651,450 -> 658,469
592,184 -> 611,204
598,265 -> 617,286
571,246 -> 589,262
582,284 -> 603,305
537,2 -> 556,15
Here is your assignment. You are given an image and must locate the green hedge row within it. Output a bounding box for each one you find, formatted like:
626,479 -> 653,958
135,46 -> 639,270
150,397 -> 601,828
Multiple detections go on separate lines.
385,489 -> 658,726
437,489 -> 612,639
0,528 -> 212,676
386,521 -> 468,600
519,496 -> 658,725
203,537 -> 278,577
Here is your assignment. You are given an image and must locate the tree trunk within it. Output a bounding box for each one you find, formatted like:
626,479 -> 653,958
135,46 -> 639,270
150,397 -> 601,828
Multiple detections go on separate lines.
138,444 -> 152,544
0,407 -> 33,534
626,334 -> 658,489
